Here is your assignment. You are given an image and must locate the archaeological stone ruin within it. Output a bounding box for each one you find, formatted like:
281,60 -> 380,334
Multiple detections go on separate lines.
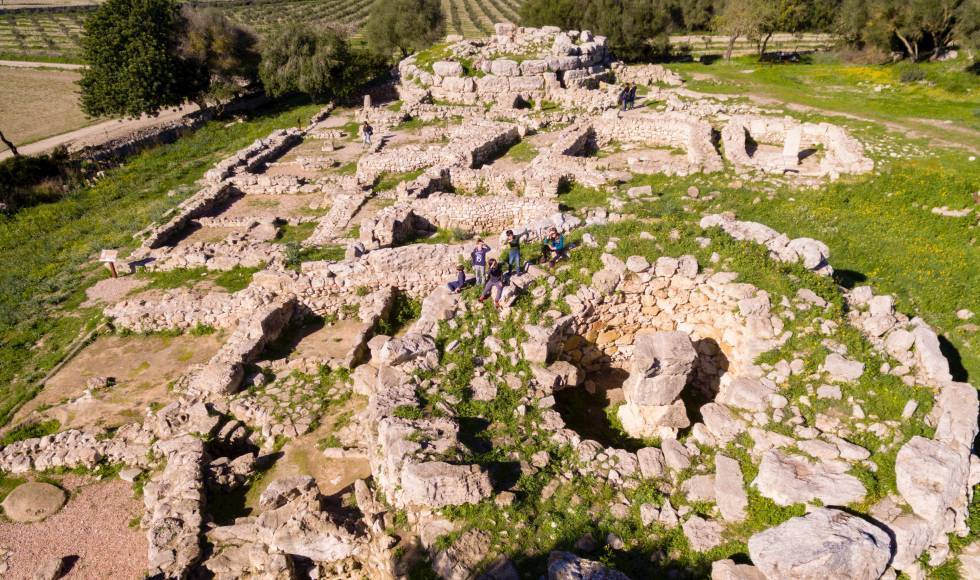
0,23 -> 975,580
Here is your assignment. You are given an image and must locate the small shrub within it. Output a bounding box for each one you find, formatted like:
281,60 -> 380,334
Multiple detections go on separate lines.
899,66 -> 926,83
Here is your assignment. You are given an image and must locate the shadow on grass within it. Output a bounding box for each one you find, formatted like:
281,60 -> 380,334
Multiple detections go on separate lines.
939,335 -> 970,383
833,268 -> 868,290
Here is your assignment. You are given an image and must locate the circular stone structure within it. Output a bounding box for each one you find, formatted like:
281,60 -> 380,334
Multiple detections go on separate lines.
2,481 -> 67,522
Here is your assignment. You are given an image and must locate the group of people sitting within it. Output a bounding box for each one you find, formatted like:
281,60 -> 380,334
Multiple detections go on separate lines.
447,227 -> 568,308
618,83 -> 639,111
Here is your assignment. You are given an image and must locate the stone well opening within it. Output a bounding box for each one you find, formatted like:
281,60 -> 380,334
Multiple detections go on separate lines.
549,258 -> 778,443
555,327 -> 731,445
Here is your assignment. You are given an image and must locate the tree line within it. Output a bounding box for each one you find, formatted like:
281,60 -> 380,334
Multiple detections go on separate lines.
3,0 -> 442,211
520,0 -> 980,62
78,0 -> 445,119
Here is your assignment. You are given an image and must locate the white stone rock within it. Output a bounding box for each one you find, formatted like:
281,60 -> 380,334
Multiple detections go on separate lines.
748,508 -> 891,580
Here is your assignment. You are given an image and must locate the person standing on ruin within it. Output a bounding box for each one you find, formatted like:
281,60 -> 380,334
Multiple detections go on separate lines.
360,121 -> 373,148
505,229 -> 523,275
479,258 -> 505,308
618,84 -> 629,111
627,83 -> 638,110
471,238 -> 489,287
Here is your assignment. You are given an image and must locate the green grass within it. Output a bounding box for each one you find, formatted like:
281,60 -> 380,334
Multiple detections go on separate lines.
137,265 -> 261,293
284,242 -> 345,270
374,292 -> 422,336
274,222 -> 316,245
0,418 -> 60,445
618,140 -> 979,382
0,98 -> 322,427
373,169 -> 426,193
503,140 -> 540,163
669,56 -> 980,149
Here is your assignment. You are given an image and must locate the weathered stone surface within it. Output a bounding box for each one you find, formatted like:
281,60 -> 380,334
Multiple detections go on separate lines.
636,447 -> 666,479
753,450 -> 865,506
711,560 -> 765,580
714,454 -> 748,522
821,353 -> 865,382
682,516 -> 725,552
896,436 -> 971,536
623,332 -> 697,406
434,529 -> 492,580
1,482 -> 66,522
547,551 -> 631,580
747,508 -> 892,580
400,461 -> 493,508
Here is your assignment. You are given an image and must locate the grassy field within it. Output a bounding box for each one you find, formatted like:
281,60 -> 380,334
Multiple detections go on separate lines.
671,55 -> 980,151
0,65 -> 93,153
0,97 -> 322,426
655,58 -> 980,380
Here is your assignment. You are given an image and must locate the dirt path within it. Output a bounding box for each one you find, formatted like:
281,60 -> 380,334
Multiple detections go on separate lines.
0,102 -> 198,160
0,60 -> 85,70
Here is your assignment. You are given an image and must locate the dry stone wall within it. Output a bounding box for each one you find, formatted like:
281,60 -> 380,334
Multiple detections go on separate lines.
722,115 -> 873,178
399,25 -> 611,106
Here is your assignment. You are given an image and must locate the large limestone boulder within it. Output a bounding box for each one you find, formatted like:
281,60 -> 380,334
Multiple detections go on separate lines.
747,508 -> 892,580
895,435 -> 971,535
547,551 -> 631,579
377,333 -> 438,368
400,461 -> 493,508
623,331 -> 697,406
753,450 -> 865,506
617,399 -> 689,439
714,454 -> 748,522
433,529 -> 492,580
2,481 -> 66,522
433,61 -> 465,77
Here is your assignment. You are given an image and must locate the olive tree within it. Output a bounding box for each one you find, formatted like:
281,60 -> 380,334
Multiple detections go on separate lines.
364,0 -> 445,58
79,0 -> 205,117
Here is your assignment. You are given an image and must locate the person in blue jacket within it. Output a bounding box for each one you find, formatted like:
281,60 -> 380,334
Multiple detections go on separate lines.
542,228 -> 567,267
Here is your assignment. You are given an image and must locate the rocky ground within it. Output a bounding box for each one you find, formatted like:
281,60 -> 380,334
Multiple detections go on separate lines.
0,23 -> 975,580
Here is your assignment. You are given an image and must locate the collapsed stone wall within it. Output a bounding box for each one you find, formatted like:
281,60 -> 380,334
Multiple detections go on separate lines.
137,183 -> 238,250
611,62 -> 683,87
185,296 -> 296,398
305,191 -> 371,247
106,284 -> 284,333
144,436 -> 207,577
722,115 -> 873,177
0,424 -> 151,473
700,213 -> 833,276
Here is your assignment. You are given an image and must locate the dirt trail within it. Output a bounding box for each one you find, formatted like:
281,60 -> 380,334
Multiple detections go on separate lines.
0,60 -> 85,70
0,102 -> 197,160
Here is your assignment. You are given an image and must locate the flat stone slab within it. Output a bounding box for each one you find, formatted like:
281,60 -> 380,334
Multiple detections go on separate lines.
2,482 -> 67,522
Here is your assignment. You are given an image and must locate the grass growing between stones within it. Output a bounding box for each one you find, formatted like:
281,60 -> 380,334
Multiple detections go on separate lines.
0,98 -> 323,426
137,265 -> 262,293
